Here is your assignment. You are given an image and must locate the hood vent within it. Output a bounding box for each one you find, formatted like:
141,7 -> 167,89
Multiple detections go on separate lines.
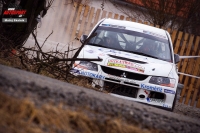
108,54 -> 147,64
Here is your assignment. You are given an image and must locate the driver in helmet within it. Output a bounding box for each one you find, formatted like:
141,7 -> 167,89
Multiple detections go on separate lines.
99,31 -> 121,49
104,32 -> 115,46
139,39 -> 156,55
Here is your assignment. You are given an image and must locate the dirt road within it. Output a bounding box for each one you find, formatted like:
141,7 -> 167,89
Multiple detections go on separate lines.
0,64 -> 200,133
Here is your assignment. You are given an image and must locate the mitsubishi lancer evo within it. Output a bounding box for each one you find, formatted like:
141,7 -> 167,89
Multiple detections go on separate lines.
70,18 -> 180,111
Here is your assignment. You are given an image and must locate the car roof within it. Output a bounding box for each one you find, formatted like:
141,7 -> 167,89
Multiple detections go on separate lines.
101,18 -> 167,37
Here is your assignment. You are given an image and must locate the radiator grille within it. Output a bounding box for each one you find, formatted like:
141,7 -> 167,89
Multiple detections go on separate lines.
101,66 -> 148,80
104,81 -> 138,98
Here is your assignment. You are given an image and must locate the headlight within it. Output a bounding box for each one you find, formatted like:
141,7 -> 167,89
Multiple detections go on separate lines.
76,61 -> 98,71
149,76 -> 175,88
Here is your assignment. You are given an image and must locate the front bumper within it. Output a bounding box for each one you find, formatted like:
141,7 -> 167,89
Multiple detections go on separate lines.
70,66 -> 176,110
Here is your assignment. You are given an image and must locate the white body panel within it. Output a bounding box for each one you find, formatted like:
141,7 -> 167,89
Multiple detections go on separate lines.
71,18 -> 179,111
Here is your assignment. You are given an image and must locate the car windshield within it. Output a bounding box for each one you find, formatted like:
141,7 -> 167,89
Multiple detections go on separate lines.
88,26 -> 172,62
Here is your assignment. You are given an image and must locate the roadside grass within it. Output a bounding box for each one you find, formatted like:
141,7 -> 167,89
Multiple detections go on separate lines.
0,52 -> 164,133
0,91 -> 163,133
0,52 -> 105,93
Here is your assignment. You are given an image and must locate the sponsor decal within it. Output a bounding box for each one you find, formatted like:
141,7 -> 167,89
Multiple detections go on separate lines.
164,89 -> 175,94
107,74 -> 121,80
70,69 -> 104,79
85,50 -> 94,53
98,49 -> 119,54
109,49 -> 117,53
147,98 -> 164,103
124,53 -> 131,56
107,59 -> 145,73
101,24 -> 125,29
99,53 -> 105,56
163,104 -> 171,108
107,74 -> 136,84
140,84 -> 162,92
144,90 -> 149,95
78,71 -> 105,80
102,24 -> 110,27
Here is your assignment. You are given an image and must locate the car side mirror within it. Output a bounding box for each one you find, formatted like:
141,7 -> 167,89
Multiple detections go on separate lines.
174,54 -> 180,64
80,35 -> 88,44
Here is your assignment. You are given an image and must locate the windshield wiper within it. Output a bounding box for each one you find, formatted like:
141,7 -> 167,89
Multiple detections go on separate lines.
128,51 -> 160,59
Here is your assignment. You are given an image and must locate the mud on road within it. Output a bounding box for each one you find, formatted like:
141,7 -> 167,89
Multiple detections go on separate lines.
0,64 -> 200,133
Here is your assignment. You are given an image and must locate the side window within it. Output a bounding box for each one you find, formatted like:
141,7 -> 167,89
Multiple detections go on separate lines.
157,42 -> 170,59
93,30 -> 104,44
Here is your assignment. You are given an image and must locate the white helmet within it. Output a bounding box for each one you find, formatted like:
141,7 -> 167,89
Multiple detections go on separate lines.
104,31 -> 116,39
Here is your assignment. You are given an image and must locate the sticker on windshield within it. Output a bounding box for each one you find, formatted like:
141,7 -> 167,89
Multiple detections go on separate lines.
101,24 -> 125,29
143,30 -> 167,39
102,24 -> 110,27
107,59 -> 145,73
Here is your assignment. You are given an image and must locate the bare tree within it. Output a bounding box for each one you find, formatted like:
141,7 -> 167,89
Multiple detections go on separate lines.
112,0 -> 200,35
177,0 -> 200,34
67,0 -> 90,7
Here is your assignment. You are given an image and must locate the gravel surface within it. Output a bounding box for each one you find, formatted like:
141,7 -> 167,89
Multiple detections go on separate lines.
0,64 -> 200,133
174,102 -> 200,120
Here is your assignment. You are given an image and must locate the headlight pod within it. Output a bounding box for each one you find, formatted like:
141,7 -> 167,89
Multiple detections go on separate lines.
77,61 -> 98,71
149,77 -> 175,88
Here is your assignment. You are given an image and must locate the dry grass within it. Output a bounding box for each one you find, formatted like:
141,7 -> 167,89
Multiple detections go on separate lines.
0,92 -> 161,133
0,52 -> 101,91
0,52 -> 165,133
0,54 -> 21,68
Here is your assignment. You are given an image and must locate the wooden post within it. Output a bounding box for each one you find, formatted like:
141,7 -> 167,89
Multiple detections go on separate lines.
173,31 -> 183,54
78,5 -> 90,38
85,7 -> 95,35
179,35 -> 194,82
171,30 -> 178,45
119,15 -> 124,20
70,4 -> 83,41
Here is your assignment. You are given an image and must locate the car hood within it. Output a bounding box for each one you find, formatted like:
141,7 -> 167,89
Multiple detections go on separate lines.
79,45 -> 173,77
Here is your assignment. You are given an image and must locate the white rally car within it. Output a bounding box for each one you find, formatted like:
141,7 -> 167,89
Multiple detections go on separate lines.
71,18 -> 180,111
